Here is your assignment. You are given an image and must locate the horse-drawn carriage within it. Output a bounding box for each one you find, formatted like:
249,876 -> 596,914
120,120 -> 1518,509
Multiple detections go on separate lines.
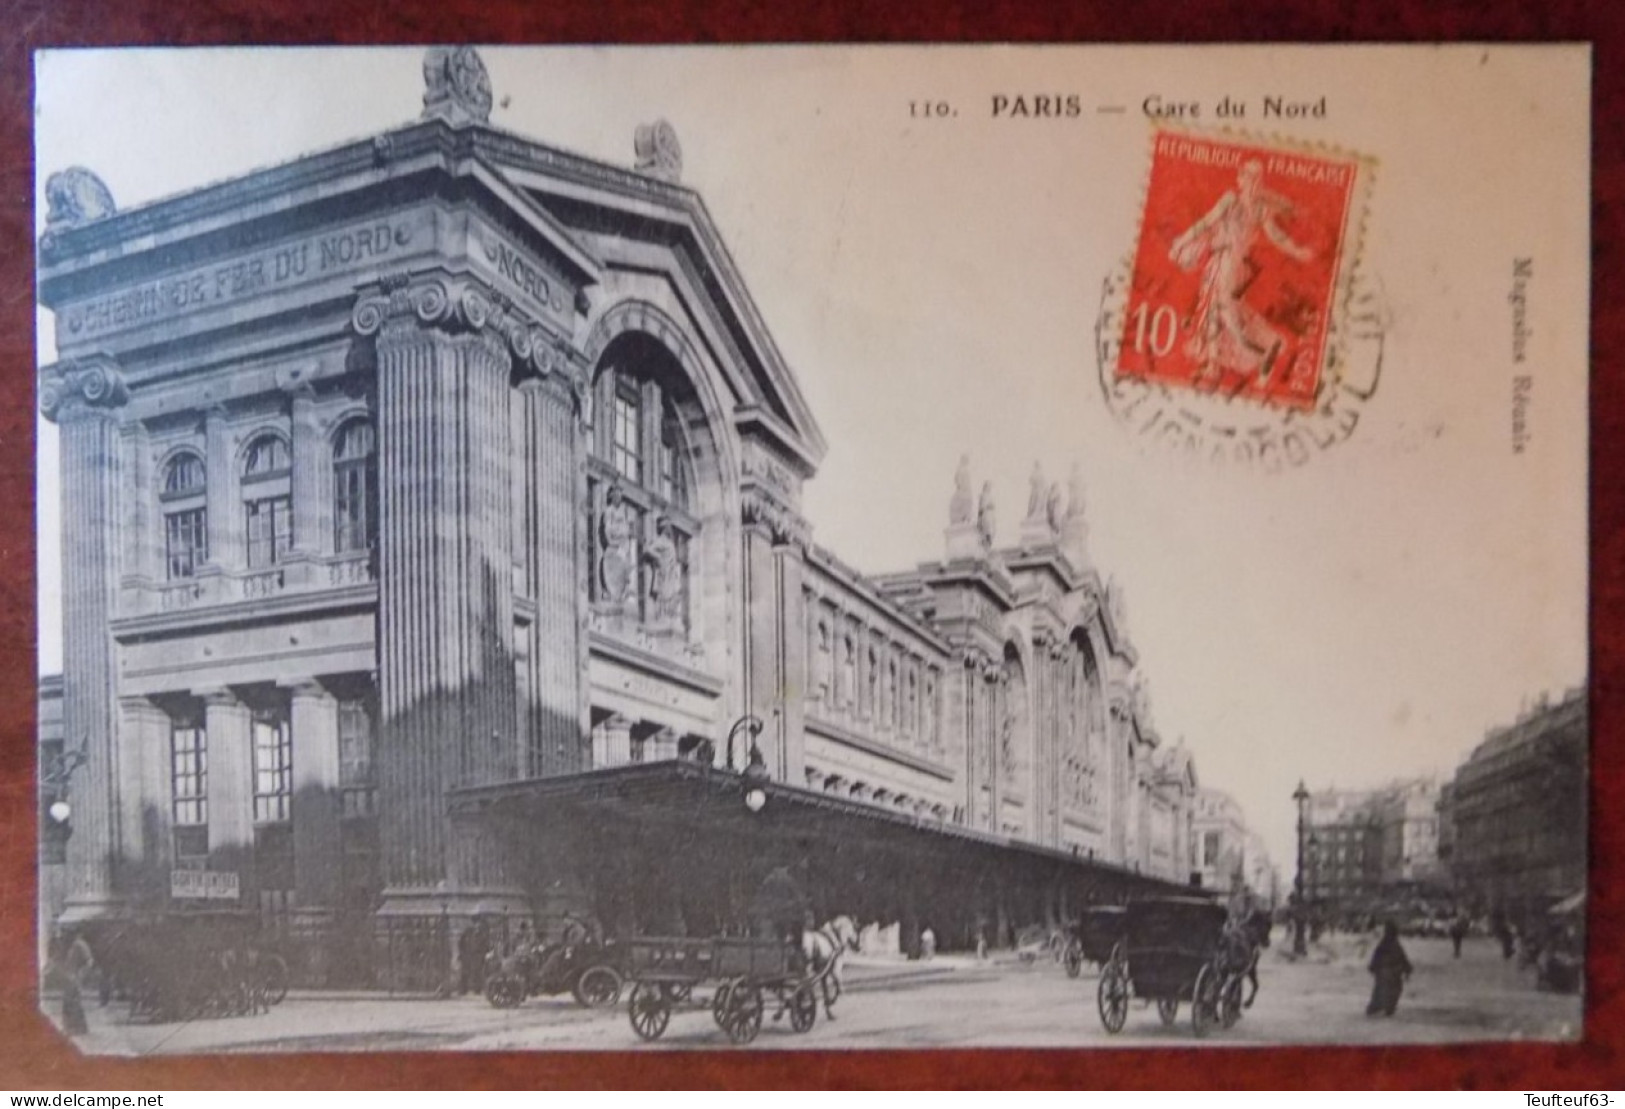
1095,896 -> 1248,1038
622,935 -> 838,1045
1063,905 -> 1128,979
96,910 -> 290,1023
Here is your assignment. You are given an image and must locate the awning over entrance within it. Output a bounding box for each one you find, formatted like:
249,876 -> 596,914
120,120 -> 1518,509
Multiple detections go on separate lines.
449,760 -> 1202,953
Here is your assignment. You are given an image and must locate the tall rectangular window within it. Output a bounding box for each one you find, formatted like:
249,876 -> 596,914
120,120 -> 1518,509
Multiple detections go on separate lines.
246,496 -> 293,568
611,387 -> 642,482
172,722 -> 208,864
334,462 -> 373,554
252,714 -> 292,823
165,508 -> 208,579
338,699 -> 376,818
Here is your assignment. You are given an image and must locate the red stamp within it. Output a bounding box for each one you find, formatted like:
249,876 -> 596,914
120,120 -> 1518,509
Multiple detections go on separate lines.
1116,130 -> 1365,410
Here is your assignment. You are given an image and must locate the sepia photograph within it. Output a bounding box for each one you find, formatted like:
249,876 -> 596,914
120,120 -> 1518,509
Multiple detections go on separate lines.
32,44 -> 1589,1054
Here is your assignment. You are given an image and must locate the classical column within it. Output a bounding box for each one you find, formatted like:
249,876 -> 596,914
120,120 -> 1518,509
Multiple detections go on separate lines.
356,277 -> 521,899
290,680 -> 341,912
742,487 -> 810,781
985,661 -> 1002,834
203,403 -> 236,571
201,687 -> 255,889
288,384 -> 326,561
516,371 -> 584,777
116,696 -> 173,890
119,419 -> 153,592
594,713 -> 633,768
41,357 -> 128,921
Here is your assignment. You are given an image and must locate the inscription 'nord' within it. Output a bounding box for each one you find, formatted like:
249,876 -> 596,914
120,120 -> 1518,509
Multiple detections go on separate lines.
485,237 -> 552,309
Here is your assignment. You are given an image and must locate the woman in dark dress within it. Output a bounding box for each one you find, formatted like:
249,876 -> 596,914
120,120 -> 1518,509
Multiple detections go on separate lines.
1367,921 -> 1413,1017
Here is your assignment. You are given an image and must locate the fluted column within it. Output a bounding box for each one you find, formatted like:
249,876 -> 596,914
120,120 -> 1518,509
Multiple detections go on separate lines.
358,277 -> 524,897
741,489 -> 810,781
290,680 -> 340,911
518,373 -> 585,777
41,357 -> 127,920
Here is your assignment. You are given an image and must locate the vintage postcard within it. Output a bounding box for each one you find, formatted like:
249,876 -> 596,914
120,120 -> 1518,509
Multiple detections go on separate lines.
33,45 -> 1588,1052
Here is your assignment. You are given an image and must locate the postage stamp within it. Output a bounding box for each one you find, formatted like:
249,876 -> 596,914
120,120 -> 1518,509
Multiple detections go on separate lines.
1100,127 -> 1381,470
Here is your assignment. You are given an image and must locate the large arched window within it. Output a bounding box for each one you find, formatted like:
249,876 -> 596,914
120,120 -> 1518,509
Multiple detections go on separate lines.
161,451 -> 208,580
333,419 -> 377,555
588,341 -> 696,635
242,433 -> 293,569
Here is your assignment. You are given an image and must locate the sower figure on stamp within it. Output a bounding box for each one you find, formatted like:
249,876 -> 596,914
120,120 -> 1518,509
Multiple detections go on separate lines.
1169,159 -> 1314,385
1366,921 -> 1413,1017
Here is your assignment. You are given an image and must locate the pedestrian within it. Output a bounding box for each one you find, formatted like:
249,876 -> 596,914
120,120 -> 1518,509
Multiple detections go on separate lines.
1492,911 -> 1515,960
920,925 -> 936,961
1449,913 -> 1469,959
1366,921 -> 1412,1017
974,922 -> 988,961
56,929 -> 95,1035
458,917 -> 491,995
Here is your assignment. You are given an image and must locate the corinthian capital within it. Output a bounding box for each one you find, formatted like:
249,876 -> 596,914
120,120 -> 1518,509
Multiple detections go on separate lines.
351,274 -> 575,384
741,487 -> 810,550
39,355 -> 127,423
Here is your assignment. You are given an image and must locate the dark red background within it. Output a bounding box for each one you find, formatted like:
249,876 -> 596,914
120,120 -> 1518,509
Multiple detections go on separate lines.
0,0 -> 1619,1091
1120,134 -> 1358,408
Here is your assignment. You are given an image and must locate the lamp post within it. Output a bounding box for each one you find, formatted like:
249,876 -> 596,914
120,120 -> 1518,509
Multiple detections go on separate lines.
1292,779 -> 1310,956
40,738 -> 89,861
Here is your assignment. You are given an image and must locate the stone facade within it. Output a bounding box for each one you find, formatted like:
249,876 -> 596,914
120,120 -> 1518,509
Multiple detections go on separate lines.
38,50 -> 1198,977
1442,689 -> 1586,914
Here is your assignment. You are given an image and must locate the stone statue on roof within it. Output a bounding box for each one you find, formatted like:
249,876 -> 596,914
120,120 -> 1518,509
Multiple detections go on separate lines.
950,455 -> 974,525
422,46 -> 493,127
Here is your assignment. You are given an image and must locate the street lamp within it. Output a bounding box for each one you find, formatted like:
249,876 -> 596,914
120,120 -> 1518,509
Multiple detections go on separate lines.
725,714 -> 764,773
40,738 -> 89,858
1292,779 -> 1310,956
726,714 -> 771,813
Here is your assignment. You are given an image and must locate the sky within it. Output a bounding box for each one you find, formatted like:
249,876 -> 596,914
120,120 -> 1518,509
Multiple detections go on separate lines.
34,46 -> 1590,874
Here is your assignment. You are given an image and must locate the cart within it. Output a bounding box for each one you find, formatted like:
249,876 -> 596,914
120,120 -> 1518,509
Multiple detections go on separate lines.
95,910 -> 290,1023
1064,904 -> 1128,979
1095,896 -> 1243,1038
623,936 -> 835,1044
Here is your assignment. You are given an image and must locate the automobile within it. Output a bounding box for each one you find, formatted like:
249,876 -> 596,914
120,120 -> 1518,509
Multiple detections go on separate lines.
483,921 -> 624,1009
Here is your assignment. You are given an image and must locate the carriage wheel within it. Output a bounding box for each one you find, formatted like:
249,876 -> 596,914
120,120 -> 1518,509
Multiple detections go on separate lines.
1097,960 -> 1130,1034
573,966 -> 623,1009
1219,974 -> 1245,1030
628,983 -> 670,1041
722,985 -> 764,1045
1191,965 -> 1221,1039
1107,941 -> 1126,970
789,986 -> 818,1033
1064,941 -> 1084,980
485,973 -> 525,1009
712,981 -> 735,1029
259,954 -> 289,1007
1157,998 -> 1179,1027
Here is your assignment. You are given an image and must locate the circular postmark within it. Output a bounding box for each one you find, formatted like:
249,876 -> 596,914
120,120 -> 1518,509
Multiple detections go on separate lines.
1096,260 -> 1387,472
1097,127 -> 1385,471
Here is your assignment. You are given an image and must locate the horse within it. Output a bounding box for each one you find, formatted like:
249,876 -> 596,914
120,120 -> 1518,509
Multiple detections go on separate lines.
1232,908 -> 1272,1009
801,915 -> 859,1020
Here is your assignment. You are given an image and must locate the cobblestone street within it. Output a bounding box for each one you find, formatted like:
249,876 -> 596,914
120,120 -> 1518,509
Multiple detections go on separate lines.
57,935 -> 1581,1055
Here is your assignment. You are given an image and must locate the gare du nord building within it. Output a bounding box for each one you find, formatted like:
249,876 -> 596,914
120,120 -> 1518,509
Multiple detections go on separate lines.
39,48 -> 1200,985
